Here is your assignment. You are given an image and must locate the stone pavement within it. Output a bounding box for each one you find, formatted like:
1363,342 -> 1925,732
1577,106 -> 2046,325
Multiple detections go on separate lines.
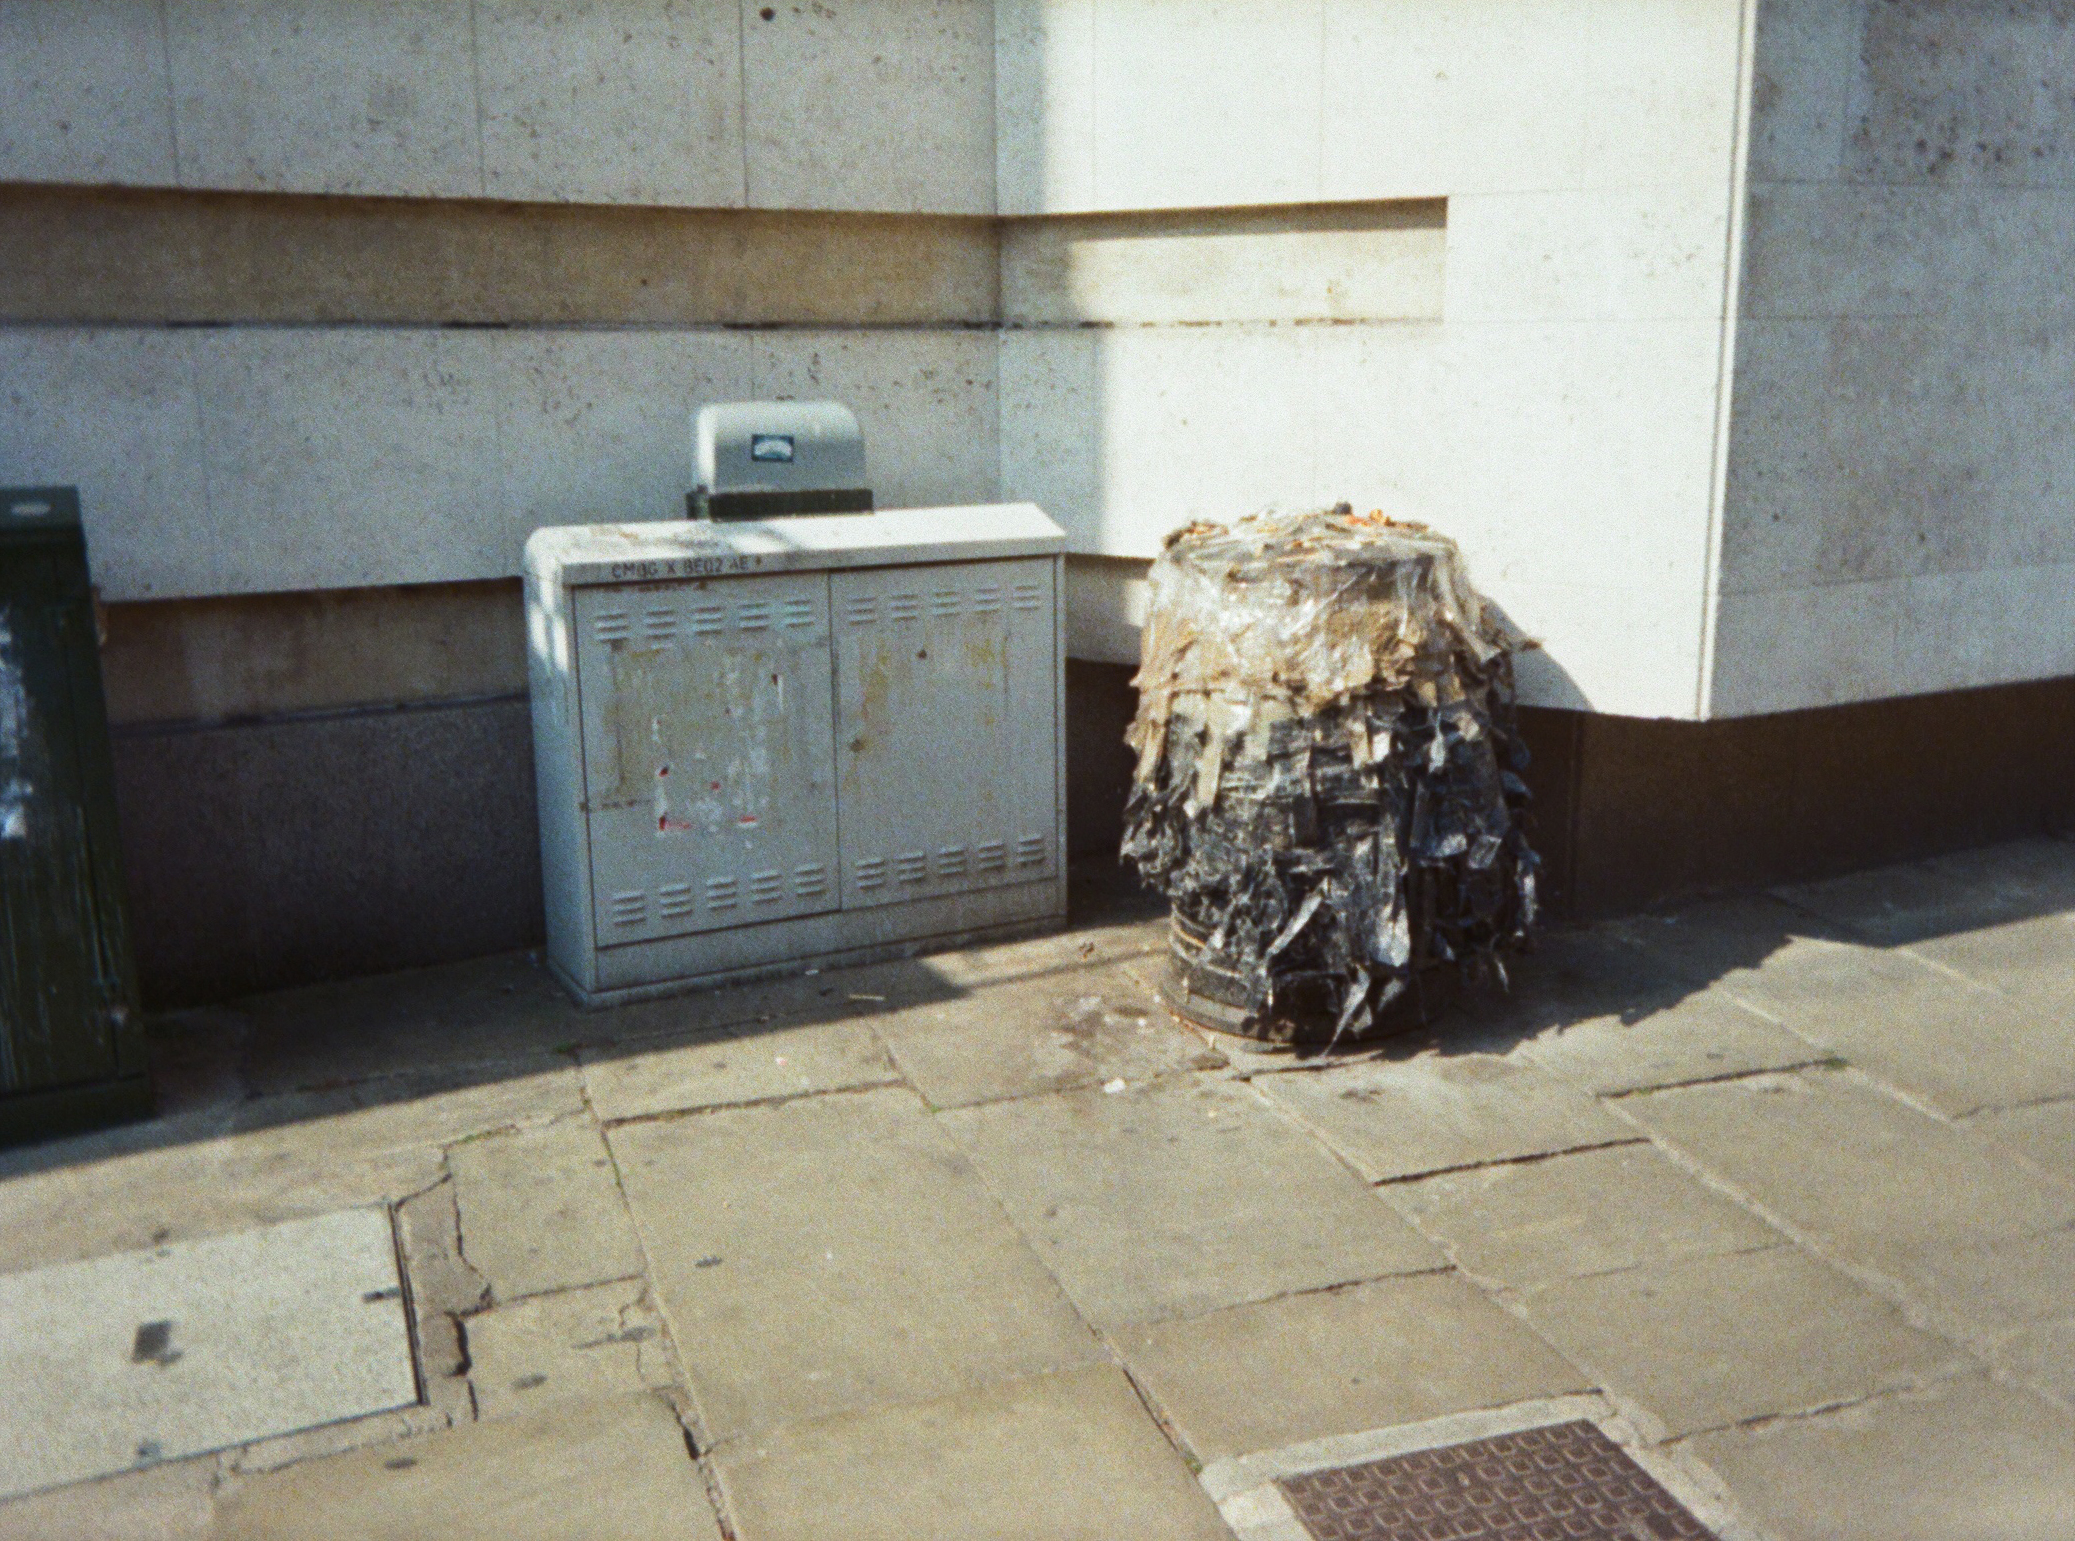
2,840 -> 2073,1539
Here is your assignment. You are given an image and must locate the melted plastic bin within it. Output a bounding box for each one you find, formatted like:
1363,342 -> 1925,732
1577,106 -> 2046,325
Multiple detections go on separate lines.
1122,506 -> 1537,1047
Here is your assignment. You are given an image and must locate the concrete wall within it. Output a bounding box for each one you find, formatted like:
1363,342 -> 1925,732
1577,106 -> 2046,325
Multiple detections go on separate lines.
1714,0 -> 2075,714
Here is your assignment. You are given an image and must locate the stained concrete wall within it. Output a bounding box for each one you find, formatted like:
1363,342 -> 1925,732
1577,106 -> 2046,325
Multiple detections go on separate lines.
1713,0 -> 2075,714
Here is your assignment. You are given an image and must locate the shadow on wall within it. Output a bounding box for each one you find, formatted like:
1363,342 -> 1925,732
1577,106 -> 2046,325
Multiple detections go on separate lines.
112,696 -> 546,1010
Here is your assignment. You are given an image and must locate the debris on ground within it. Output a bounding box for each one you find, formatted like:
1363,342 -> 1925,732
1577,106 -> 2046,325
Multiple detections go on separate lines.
1122,505 -> 1538,1046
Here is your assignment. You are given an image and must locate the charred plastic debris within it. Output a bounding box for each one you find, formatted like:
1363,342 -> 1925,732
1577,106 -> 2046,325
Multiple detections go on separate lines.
1122,506 -> 1538,1049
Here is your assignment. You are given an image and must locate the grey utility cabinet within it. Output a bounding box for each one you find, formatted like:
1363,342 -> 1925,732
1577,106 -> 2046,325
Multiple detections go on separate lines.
0,487 -> 147,1144
525,506 -> 1068,1005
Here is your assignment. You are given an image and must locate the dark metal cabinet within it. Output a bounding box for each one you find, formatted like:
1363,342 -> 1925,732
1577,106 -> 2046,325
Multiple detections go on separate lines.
0,487 -> 147,1143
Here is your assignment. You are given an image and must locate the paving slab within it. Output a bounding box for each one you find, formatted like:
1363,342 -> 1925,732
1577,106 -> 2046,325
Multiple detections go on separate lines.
1779,837 -> 2075,947
580,1016 -> 898,1122
713,1365 -> 1229,1541
1596,895 -> 1838,991
0,1209 -> 417,1500
209,1392 -> 719,1541
1387,1143 -> 1780,1292
1256,1053 -> 1636,1182
1876,1228 -> 2075,1344
942,1076 -> 1441,1328
446,1118 -> 644,1300
236,954 -> 584,1095
1996,1318 -> 2075,1412
1113,1273 -> 1589,1463
1715,934 -> 2074,1114
1690,1374 -> 2075,1541
464,1278 -> 673,1421
876,958 -> 1212,1109
0,1069 -> 581,1273
1899,913 -> 2075,1023
1518,1244 -> 1962,1440
1624,1069 -> 2075,1271
1519,989 -> 1824,1097
1968,1096 -> 2075,1186
0,1456 -> 215,1541
608,1086 -> 1099,1443
924,915 -> 1167,991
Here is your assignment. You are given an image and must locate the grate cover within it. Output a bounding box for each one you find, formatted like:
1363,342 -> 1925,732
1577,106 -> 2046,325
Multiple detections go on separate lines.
1276,1420 -> 1719,1541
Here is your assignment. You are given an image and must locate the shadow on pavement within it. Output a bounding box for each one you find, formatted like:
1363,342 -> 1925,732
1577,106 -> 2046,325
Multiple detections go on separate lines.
5,837 -> 2069,1184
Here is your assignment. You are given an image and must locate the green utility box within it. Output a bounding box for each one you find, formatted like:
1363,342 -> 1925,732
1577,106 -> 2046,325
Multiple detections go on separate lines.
0,487 -> 148,1144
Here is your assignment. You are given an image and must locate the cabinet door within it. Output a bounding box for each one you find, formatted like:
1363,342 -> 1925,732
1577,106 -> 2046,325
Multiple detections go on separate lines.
575,573 -> 839,947
0,564 -> 129,1095
832,558 -> 1057,908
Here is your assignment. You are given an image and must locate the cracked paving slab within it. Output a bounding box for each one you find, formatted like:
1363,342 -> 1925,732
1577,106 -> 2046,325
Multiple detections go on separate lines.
941,1074 -> 1441,1329
463,1278 -> 674,1421
607,1085 -> 1099,1444
1255,1052 -> 1636,1183
445,1118 -> 645,1302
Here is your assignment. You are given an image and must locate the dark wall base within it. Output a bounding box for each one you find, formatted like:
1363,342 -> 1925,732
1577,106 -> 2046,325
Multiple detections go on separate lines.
1524,675 -> 2075,917
111,672 -> 2075,1008
115,697 -> 544,1009
1066,659 -> 1141,860
1063,666 -> 2075,921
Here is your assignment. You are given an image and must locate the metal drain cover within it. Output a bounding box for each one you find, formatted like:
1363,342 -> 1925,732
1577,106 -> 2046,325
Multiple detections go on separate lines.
1276,1420 -> 1719,1541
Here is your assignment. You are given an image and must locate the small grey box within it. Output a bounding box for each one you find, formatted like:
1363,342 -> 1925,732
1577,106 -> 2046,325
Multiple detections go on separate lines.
691,400 -> 872,521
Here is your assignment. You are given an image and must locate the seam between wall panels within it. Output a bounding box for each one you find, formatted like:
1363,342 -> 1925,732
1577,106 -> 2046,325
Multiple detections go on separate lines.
736,0 -> 752,208
466,0 -> 489,197
1695,0 -> 1760,721
153,0 -> 182,184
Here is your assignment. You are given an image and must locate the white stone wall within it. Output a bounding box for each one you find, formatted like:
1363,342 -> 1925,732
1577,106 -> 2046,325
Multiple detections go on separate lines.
1710,0 -> 2075,714
0,325 -> 996,599
0,0 -> 997,212
999,0 -> 1750,719
38,2 -> 2066,721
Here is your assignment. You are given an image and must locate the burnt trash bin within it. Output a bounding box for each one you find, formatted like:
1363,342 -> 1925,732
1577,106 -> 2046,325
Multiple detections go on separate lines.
1122,505 -> 1537,1047
0,487 -> 148,1144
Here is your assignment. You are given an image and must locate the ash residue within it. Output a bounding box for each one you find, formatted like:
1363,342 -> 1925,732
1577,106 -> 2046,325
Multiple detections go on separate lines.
1122,506 -> 1537,1046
